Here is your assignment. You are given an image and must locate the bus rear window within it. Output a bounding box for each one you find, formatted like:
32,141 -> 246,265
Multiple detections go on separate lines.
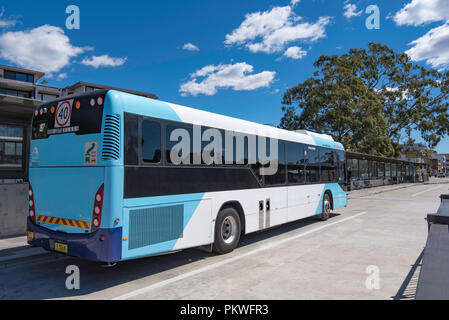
32,92 -> 106,140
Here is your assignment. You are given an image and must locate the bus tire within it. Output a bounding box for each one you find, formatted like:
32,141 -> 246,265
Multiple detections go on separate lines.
318,193 -> 331,221
213,207 -> 241,254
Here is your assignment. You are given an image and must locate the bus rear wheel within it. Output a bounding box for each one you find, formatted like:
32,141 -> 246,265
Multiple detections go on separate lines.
318,193 -> 331,221
213,207 -> 241,254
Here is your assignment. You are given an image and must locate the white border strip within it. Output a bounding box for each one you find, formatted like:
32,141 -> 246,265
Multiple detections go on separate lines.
113,211 -> 368,300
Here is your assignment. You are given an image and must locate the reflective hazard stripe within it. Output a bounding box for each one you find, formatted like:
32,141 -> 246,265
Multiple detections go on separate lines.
37,215 -> 90,229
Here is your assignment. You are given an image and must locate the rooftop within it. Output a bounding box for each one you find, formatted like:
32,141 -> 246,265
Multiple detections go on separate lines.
65,81 -> 158,100
0,65 -> 45,81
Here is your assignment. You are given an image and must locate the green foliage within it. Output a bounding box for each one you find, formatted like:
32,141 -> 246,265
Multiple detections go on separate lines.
280,43 -> 449,158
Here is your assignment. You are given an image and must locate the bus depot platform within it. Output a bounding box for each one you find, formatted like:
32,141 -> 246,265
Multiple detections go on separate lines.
416,194 -> 449,300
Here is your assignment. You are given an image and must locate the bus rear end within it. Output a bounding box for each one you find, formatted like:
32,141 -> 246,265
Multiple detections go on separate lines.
26,90 -> 123,263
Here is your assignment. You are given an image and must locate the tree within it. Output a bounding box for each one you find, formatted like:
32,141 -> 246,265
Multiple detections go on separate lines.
280,43 -> 449,158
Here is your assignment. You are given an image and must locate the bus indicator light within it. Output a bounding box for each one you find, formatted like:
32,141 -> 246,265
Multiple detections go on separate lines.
75,101 -> 81,109
28,185 -> 36,223
91,184 -> 104,232
50,106 -> 55,114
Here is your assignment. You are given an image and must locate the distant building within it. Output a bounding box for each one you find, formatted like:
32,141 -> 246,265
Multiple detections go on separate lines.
61,81 -> 157,100
399,143 -> 428,165
0,64 -> 156,183
0,65 -> 60,183
432,154 -> 448,175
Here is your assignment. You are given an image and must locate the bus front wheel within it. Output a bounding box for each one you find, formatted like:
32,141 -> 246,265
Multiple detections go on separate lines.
318,193 -> 331,221
213,207 -> 241,254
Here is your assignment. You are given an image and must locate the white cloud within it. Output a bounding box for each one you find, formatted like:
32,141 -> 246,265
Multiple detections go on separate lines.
290,0 -> 301,6
56,73 -> 68,81
393,0 -> 449,26
0,9 -> 18,28
180,62 -> 276,96
182,43 -> 200,51
406,23 -> 449,69
0,25 -> 85,73
283,46 -> 307,59
81,55 -> 127,68
224,5 -> 330,54
343,3 -> 362,19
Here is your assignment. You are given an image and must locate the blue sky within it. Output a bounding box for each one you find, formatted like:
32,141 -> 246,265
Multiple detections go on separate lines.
1,0 -> 449,153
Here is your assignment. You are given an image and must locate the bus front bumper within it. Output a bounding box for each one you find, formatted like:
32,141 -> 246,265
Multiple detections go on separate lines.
26,217 -> 122,263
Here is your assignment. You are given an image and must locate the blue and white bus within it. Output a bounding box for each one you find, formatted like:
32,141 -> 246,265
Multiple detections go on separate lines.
27,90 -> 347,263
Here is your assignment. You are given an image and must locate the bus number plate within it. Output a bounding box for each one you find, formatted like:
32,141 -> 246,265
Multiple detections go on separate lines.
27,231 -> 34,241
54,242 -> 68,254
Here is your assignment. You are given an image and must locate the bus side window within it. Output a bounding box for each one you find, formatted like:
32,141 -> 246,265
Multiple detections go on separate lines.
286,142 -> 305,185
124,113 -> 139,165
264,140 -> 286,186
305,146 -> 320,183
320,148 -> 335,183
141,120 -> 161,164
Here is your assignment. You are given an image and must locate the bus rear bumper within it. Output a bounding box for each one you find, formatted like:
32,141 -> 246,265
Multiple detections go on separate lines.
26,218 -> 122,263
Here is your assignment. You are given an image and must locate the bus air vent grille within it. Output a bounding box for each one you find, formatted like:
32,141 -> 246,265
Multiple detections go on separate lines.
102,114 -> 121,160
128,205 -> 184,250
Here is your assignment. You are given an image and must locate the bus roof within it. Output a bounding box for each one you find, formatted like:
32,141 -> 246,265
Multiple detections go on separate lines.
47,89 -> 344,151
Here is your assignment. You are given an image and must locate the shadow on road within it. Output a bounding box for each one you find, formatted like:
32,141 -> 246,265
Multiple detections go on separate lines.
392,249 -> 424,300
0,213 -> 339,300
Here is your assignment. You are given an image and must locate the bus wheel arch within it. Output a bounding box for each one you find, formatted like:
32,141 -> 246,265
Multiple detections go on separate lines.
219,201 -> 246,236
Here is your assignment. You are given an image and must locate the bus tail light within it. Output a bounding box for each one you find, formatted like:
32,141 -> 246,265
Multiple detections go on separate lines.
91,184 -> 104,232
29,184 -> 36,223
97,97 -> 104,106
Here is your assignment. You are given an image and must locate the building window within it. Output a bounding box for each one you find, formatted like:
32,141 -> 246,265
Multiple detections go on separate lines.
348,159 -> 359,180
85,86 -> 99,93
0,124 -> 24,169
3,70 -> 34,83
359,160 -> 369,179
385,163 -> 391,177
0,87 -> 33,99
38,93 -> 59,102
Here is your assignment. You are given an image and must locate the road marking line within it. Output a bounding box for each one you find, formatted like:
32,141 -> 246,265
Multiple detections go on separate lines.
411,185 -> 444,198
113,211 -> 368,300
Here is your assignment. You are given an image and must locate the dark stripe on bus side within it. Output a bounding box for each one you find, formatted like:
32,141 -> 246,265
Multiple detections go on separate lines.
124,166 -> 260,198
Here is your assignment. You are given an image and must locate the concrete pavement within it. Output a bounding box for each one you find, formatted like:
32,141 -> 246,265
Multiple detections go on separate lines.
0,181 -> 448,300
